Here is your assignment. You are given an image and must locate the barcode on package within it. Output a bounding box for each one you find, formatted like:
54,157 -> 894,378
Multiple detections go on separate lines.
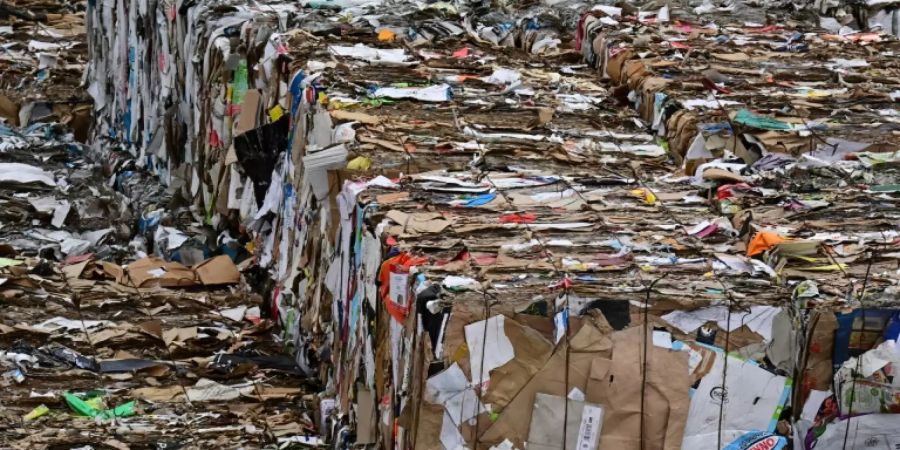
576,405 -> 604,450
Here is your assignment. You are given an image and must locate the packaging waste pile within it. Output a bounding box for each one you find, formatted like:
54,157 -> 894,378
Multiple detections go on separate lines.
77,0 -> 900,448
0,0 -> 92,141
1,2 -> 317,448
811,0 -> 900,38
0,118 -> 317,447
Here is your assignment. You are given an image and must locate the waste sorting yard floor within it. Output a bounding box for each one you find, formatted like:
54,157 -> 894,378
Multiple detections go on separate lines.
0,134 -> 319,447
2,0 -> 900,448
0,102 -> 318,447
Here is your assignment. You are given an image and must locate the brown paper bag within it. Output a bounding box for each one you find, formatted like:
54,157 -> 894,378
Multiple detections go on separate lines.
483,317 -> 554,410
588,327 -> 690,450
479,324 -> 612,448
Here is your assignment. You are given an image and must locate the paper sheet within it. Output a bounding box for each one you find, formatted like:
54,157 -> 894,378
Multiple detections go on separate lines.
591,4 -> 622,16
685,133 -> 713,160
465,315 -> 515,384
481,68 -> 522,87
28,40 -> 75,51
714,253 -> 754,274
653,330 -> 674,349
662,306 -> 781,341
682,354 -> 789,450
682,98 -> 742,110
185,378 -> 251,402
373,84 -> 451,102
218,306 -> 248,322
442,276 -> 480,291
657,5 -> 670,22
154,226 -> 190,251
568,387 -> 586,401
811,414 -> 900,450
800,389 -> 831,421
528,393 -> 605,450
302,144 -> 348,200
440,411 -> 467,450
0,163 -> 56,187
329,44 -> 410,64
489,440 -> 516,450
426,363 -> 468,401
839,339 -> 900,379
34,317 -> 110,332
27,197 -> 71,228
445,385 -> 485,425
388,272 -> 409,307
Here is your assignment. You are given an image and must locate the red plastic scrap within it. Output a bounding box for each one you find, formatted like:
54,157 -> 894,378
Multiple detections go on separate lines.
452,47 -> 471,58
701,78 -> 732,94
499,213 -> 536,224
694,223 -> 719,238
673,21 -> 694,33
717,182 -> 753,200
473,253 -> 497,266
209,130 -> 222,147
436,250 -> 470,266
270,286 -> 281,322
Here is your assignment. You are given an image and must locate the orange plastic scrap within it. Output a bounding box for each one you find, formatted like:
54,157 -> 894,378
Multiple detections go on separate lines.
378,252 -> 428,323
747,230 -> 785,257
377,29 -> 396,42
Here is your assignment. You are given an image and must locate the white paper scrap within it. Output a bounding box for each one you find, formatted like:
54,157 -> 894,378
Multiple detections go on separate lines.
662,305 -> 781,341
682,354 -> 789,450
465,315 -> 514,384
652,330 -> 673,349
801,389 -> 831,421
218,306 -> 248,322
373,84 -> 451,102
811,414 -> 900,449
0,163 -> 56,187
329,44 -> 410,64
442,276 -> 480,291
388,272 -> 409,307
568,387 -> 585,402
657,5 -> 670,22
489,439 -> 516,450
34,317 -> 109,332
426,364 -> 486,425
440,411 -> 467,450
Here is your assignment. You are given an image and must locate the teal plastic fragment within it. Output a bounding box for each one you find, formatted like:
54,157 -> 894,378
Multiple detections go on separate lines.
733,109 -> 792,130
